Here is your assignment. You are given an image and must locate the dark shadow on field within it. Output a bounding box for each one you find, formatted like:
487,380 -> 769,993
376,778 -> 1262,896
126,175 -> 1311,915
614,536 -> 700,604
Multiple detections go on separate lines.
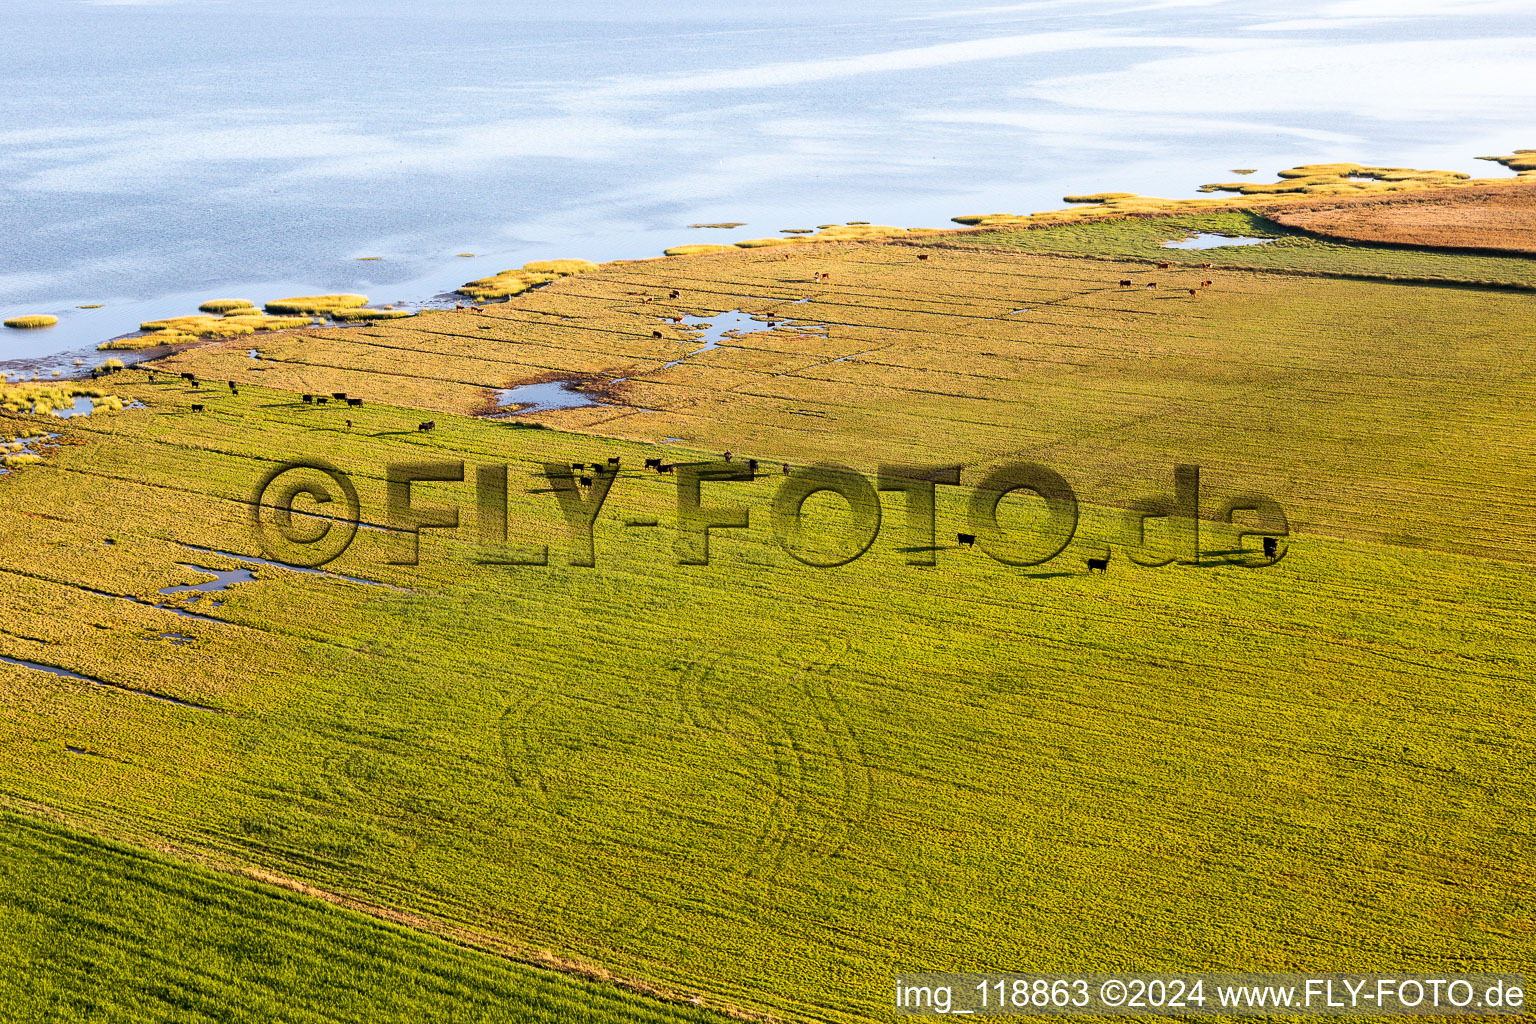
1022,571 -> 1077,579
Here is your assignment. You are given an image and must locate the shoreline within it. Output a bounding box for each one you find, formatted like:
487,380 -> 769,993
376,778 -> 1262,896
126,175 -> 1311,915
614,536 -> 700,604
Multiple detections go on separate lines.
5,152 -> 1531,387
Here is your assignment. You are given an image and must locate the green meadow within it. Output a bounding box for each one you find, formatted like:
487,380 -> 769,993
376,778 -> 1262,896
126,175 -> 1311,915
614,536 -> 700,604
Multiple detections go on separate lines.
0,212 -> 1532,1021
945,210 -> 1536,287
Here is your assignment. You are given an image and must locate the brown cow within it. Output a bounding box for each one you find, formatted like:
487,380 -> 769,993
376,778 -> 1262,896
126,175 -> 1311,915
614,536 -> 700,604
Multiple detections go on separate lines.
1146,282 -> 1157,289
917,254 -> 930,261
1156,261 -> 1171,269
1188,289 -> 1198,297
1202,280 -> 1213,288
669,290 -> 680,299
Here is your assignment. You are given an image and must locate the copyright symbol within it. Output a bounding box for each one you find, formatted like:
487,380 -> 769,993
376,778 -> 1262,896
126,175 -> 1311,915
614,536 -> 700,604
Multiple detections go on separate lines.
1100,980 -> 1127,1007
251,461 -> 360,568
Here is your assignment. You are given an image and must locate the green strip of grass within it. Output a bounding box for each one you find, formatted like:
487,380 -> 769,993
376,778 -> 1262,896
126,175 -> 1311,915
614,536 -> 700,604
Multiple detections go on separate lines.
0,810 -> 729,1024
949,211 -> 1536,287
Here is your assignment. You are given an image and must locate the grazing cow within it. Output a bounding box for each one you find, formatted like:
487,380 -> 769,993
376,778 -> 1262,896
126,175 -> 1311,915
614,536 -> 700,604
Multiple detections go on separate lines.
418,420 -> 435,432
723,451 -> 732,462
181,372 -> 195,381
917,254 -> 930,261
1200,262 -> 1213,269
302,394 -> 313,403
653,330 -> 664,339
1156,261 -> 1171,269
1119,279 -> 1133,287
190,404 -> 204,413
571,462 -> 584,470
332,392 -> 347,400
957,533 -> 976,547
1188,289 -> 1199,297
1202,280 -> 1213,288
658,463 -> 674,474
608,456 -> 620,466
747,458 -> 758,472
671,315 -> 683,323
669,290 -> 680,299
782,462 -> 790,474
580,476 -> 593,487
1086,553 -> 1110,572
316,397 -> 329,404
227,380 -> 237,392
347,398 -> 362,407
1146,282 -> 1157,289
644,457 -> 662,470
642,297 -> 654,304
1262,536 -> 1279,559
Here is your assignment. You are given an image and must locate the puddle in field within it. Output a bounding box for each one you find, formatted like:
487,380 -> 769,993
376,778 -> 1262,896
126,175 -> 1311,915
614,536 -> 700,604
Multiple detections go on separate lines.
160,563 -> 254,598
45,396 -> 146,419
496,380 -> 602,414
0,654 -> 222,712
179,544 -> 398,589
154,632 -> 192,646
0,431 -> 60,473
1163,233 -> 1275,249
661,309 -> 825,370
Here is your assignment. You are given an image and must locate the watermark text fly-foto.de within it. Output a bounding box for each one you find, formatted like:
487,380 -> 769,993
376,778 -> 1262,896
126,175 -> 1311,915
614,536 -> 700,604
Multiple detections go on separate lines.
250,458 -> 1290,571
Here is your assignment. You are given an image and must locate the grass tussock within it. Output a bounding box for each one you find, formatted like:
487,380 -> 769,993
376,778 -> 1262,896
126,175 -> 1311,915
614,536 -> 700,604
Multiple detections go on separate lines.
457,260 -> 596,300
3,315 -> 58,329
77,304 -> 104,309
664,244 -> 729,257
330,309 -> 415,322
687,222 -> 745,229
264,295 -> 369,315
1478,151 -> 1536,174
198,299 -> 255,314
952,153 -> 1535,229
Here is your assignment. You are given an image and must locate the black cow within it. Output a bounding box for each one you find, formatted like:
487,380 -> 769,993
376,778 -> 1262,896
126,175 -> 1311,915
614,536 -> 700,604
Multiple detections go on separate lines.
418,420 -> 435,431
347,398 -> 362,407
658,463 -> 674,474
1086,553 -> 1110,573
316,397 -> 328,404
607,456 -> 620,466
580,476 -> 593,486
957,533 -> 976,547
190,404 -> 204,412
644,457 -> 662,470
1262,537 -> 1279,559
331,392 -> 347,400
302,394 -> 313,403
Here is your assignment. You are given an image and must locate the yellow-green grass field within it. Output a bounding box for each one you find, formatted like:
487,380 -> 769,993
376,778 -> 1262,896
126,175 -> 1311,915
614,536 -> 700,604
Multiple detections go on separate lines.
0,214 -> 1531,1022
0,811 -> 726,1023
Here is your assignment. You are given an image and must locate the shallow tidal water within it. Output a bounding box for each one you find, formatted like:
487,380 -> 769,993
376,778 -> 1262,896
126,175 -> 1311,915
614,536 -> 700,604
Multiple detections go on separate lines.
1,0 -> 1532,375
